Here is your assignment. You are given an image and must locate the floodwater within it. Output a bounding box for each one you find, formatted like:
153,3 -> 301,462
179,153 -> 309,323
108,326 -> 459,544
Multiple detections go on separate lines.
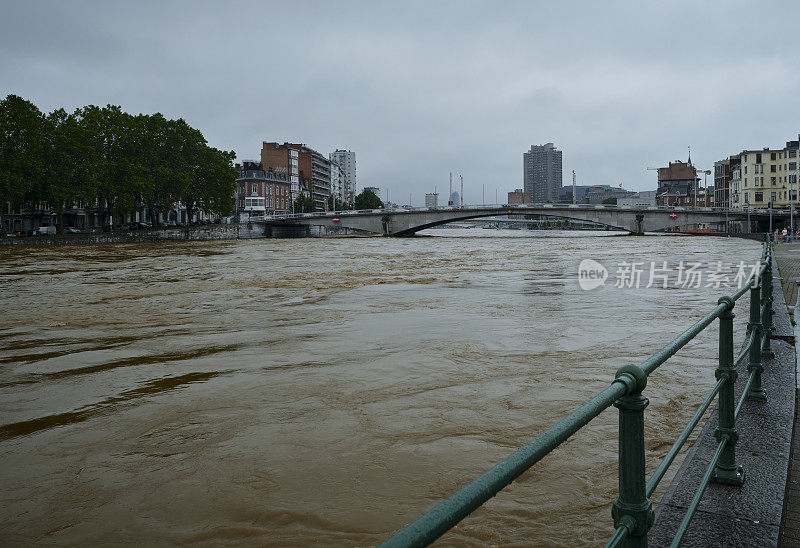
0,229 -> 761,546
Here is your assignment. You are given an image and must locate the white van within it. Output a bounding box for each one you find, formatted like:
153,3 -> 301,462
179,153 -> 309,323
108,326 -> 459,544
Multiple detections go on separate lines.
37,226 -> 56,235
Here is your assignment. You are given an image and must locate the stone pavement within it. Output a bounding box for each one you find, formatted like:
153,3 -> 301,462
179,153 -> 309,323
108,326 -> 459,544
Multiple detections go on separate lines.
773,240 -> 800,310
774,243 -> 800,547
649,250 -> 797,547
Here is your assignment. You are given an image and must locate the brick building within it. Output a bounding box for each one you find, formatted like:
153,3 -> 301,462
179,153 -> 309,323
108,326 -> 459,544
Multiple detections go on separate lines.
234,160 -> 291,218
261,142 -> 331,210
508,189 -> 532,204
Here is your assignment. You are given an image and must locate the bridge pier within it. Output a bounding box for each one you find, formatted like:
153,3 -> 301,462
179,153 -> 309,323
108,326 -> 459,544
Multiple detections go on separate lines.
262,224 -> 310,238
629,214 -> 645,236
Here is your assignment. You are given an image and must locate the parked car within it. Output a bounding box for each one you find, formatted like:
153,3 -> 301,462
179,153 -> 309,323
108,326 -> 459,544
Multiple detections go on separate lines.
37,226 -> 56,235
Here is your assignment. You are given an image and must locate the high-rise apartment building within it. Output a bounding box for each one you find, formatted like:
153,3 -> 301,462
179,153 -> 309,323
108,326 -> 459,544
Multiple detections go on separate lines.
330,149 -> 356,205
425,193 -> 438,207
261,142 -> 332,210
523,143 -> 562,203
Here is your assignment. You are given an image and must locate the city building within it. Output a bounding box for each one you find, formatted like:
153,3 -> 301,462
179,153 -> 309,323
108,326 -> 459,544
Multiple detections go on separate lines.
730,157 -> 743,210
330,149 -> 356,204
330,162 -> 347,206
449,191 -> 460,207
523,143 -> 562,203
618,190 -> 657,208
425,193 -> 439,207
736,139 -> 799,209
508,189 -> 532,204
714,156 -> 740,210
261,142 -> 331,210
557,185 -> 597,203
233,160 -> 291,219
655,160 -> 701,206
584,186 -> 635,204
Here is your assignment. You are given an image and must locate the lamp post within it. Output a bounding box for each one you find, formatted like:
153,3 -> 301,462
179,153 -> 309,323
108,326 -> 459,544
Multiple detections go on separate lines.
769,200 -> 773,234
790,179 -> 794,241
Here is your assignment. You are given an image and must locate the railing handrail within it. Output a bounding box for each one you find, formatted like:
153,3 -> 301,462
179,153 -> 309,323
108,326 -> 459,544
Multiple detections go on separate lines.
380,235 -> 774,547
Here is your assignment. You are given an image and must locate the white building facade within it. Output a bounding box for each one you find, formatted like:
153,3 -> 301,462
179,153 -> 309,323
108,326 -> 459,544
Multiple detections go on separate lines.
330,149 -> 356,205
738,139 -> 800,209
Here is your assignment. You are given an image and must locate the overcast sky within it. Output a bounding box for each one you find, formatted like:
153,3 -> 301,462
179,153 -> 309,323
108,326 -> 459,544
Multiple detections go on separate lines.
2,0 -> 799,205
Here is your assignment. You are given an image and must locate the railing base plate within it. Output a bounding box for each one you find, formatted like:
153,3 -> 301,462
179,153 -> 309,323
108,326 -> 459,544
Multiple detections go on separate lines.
745,389 -> 767,401
711,465 -> 745,487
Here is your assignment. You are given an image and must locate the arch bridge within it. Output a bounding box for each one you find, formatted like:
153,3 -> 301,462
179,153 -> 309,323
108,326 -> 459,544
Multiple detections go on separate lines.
249,204 -> 783,237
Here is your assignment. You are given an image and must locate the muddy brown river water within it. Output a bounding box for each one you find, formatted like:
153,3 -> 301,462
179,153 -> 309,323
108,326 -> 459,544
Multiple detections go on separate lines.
0,230 -> 761,546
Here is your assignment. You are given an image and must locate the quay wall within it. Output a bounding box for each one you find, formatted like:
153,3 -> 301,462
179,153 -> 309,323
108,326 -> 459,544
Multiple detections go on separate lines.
0,224 -> 239,246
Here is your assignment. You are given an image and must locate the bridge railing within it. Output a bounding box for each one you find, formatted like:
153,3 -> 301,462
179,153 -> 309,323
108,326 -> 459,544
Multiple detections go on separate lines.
379,236 -> 774,547
258,204 -> 766,222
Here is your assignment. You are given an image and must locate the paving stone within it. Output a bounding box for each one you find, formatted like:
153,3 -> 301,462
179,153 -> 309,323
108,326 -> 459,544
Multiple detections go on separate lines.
650,244 -> 797,547
650,506 -> 779,547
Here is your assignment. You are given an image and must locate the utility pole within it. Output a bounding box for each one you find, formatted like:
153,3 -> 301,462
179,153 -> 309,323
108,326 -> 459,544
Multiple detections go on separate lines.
572,170 -> 576,204
449,172 -> 453,206
460,175 -> 463,206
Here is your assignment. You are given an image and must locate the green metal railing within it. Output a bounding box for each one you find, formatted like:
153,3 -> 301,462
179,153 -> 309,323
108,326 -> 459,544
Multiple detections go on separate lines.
380,235 -> 774,548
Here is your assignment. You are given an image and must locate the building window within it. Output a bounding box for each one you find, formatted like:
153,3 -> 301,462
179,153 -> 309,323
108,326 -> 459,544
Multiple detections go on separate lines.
755,192 -> 763,202
771,177 -> 776,185
771,165 -> 777,172
771,152 -> 776,161
790,162 -> 797,171
251,183 -> 257,194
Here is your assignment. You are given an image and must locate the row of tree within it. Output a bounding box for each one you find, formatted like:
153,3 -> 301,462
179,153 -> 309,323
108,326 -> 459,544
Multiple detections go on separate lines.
292,189 -> 383,214
0,94 -> 237,231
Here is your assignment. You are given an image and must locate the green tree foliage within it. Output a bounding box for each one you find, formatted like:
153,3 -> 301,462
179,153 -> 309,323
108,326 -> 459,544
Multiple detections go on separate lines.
0,95 -> 237,231
327,194 -> 351,211
354,189 -> 383,210
292,193 -> 316,213
0,95 -> 47,212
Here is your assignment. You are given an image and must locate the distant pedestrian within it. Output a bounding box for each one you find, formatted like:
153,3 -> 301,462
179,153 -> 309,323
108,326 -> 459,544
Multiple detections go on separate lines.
782,228 -> 788,241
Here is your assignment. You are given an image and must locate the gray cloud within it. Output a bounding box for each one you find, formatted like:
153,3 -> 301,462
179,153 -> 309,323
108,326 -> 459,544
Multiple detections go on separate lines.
2,0 -> 799,204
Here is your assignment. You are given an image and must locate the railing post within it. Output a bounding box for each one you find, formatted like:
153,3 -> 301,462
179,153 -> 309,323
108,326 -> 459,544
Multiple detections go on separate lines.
612,365 -> 654,547
747,269 -> 767,400
711,297 -> 745,485
762,256 -> 774,358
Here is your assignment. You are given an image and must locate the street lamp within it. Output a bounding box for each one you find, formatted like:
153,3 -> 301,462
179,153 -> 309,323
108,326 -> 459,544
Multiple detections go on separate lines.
790,179 -> 794,241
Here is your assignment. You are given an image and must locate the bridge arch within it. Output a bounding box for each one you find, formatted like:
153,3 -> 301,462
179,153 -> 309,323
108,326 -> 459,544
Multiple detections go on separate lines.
259,204 -> 762,237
